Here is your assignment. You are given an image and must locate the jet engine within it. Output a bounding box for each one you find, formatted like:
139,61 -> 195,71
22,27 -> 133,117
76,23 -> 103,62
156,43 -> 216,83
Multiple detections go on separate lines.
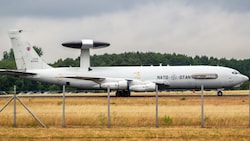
62,39 -> 110,49
100,79 -> 156,92
129,83 -> 156,92
101,81 -> 128,90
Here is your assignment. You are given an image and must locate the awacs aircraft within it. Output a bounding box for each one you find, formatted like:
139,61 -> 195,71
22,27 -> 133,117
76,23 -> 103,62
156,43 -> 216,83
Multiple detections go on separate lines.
0,30 -> 248,96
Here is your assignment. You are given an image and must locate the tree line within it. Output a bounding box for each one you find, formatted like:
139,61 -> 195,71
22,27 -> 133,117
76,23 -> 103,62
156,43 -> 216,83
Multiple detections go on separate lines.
1,48 -> 250,93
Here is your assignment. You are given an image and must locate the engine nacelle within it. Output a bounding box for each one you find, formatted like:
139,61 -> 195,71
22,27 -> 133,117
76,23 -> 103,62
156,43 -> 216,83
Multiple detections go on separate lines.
101,81 -> 128,90
62,39 -> 110,49
129,83 -> 156,92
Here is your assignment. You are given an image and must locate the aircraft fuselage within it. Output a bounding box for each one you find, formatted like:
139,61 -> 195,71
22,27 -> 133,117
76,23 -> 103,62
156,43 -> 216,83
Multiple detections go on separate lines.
25,65 -> 248,91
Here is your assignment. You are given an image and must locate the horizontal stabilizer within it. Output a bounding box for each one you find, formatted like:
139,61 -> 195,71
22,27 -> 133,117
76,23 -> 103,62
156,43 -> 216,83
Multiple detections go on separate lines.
0,69 -> 36,77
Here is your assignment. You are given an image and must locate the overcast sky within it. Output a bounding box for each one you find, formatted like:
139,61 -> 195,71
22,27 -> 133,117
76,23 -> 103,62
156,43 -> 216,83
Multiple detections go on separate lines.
0,0 -> 250,63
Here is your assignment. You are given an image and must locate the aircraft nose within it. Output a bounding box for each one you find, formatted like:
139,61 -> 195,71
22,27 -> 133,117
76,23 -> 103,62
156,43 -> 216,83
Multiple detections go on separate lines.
242,75 -> 249,82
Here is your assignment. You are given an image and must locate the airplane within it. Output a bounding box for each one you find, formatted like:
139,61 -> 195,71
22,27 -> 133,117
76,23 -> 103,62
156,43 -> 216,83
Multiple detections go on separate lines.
0,29 -> 248,97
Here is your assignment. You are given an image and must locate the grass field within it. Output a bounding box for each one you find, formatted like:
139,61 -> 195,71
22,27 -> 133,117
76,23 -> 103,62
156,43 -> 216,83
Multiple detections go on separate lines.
0,91 -> 249,140
0,127 -> 249,141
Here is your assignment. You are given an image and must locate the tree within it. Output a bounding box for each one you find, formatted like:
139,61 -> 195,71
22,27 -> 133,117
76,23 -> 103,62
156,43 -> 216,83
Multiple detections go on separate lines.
33,46 -> 43,57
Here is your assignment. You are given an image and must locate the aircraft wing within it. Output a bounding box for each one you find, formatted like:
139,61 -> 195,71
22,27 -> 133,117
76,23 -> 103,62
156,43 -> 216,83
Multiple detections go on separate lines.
63,75 -> 137,83
63,75 -> 170,91
64,76 -> 105,83
64,75 -> 170,85
0,69 -> 36,77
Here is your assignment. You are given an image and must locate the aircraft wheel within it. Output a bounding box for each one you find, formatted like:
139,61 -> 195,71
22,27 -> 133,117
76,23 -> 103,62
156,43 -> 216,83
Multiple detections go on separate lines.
125,91 -> 131,97
217,91 -> 223,96
116,91 -> 122,97
116,90 -> 131,97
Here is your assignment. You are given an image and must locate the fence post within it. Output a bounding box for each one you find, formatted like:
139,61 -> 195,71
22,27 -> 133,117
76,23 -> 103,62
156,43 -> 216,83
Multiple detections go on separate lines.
107,87 -> 110,128
249,85 -> 250,128
62,85 -> 66,128
201,85 -> 204,128
156,85 -> 159,128
13,85 -> 16,128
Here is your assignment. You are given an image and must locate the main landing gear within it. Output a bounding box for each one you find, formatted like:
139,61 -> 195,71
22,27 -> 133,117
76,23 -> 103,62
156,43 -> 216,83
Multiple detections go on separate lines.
217,90 -> 223,96
116,90 -> 131,97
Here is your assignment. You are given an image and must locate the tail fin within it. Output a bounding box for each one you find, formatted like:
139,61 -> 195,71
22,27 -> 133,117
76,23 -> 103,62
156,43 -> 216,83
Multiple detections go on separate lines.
8,30 -> 52,70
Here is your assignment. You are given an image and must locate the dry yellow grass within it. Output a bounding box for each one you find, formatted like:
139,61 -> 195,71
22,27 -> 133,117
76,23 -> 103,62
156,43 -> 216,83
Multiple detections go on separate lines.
0,127 -> 249,141
0,92 -> 249,140
0,95 -> 248,127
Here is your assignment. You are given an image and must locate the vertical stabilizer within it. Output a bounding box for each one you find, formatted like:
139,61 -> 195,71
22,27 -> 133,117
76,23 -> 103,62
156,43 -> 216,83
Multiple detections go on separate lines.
8,30 -> 51,70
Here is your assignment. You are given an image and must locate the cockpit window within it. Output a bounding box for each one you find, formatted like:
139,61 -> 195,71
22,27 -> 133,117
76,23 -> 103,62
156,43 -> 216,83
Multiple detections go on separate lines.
232,71 -> 240,75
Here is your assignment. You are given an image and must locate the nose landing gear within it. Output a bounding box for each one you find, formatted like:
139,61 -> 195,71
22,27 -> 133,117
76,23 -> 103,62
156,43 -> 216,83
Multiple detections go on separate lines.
217,90 -> 223,96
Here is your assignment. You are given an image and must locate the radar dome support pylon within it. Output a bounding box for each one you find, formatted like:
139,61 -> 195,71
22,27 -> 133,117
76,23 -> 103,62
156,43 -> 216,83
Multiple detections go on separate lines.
81,49 -> 90,70
62,39 -> 110,71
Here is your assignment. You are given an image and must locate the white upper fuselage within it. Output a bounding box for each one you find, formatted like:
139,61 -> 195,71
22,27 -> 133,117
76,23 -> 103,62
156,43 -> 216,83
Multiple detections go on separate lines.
25,65 -> 249,90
